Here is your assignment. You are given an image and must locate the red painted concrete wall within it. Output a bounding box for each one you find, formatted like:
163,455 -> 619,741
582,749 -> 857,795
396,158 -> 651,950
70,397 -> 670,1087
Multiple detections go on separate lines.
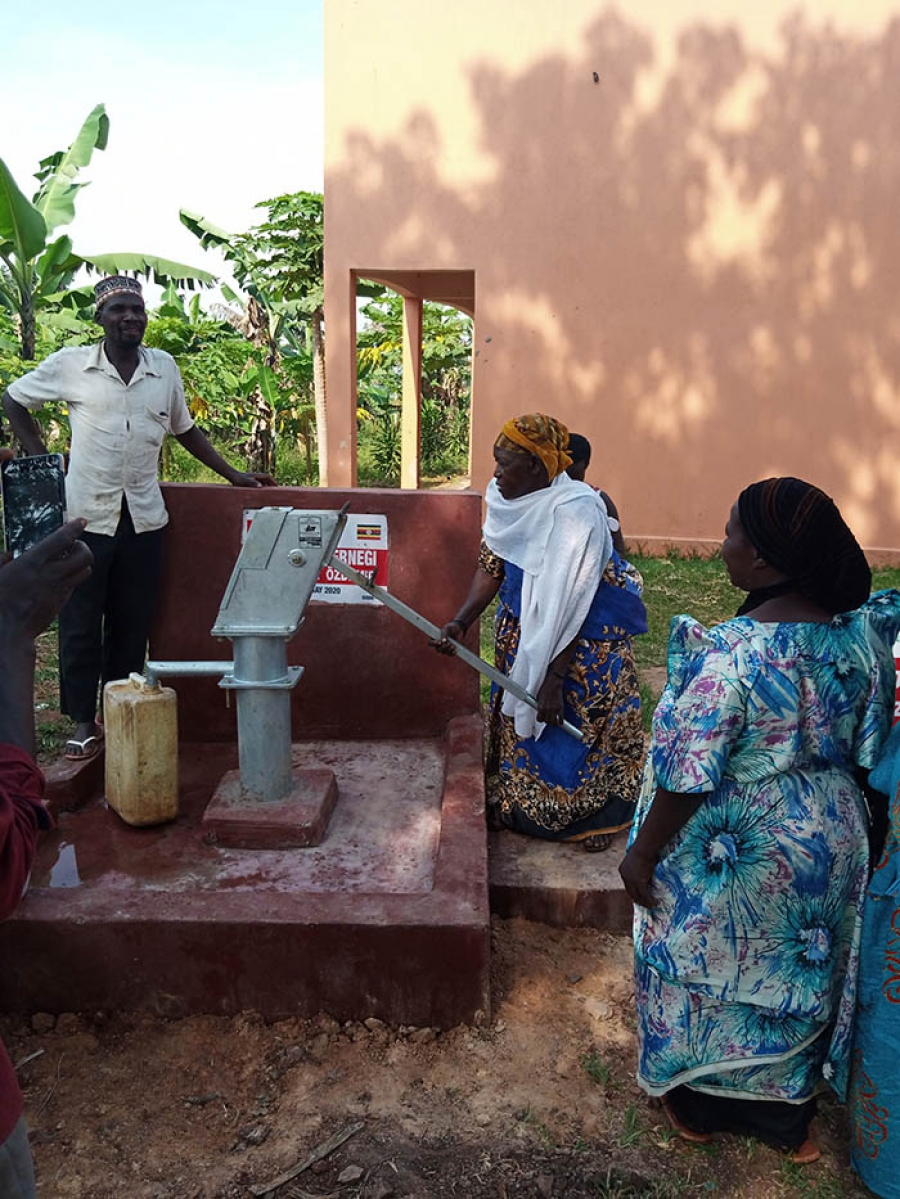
152,484 -> 482,741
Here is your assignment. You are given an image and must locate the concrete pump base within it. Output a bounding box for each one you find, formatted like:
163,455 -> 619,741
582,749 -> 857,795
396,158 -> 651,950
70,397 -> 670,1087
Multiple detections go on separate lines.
201,766 -> 339,849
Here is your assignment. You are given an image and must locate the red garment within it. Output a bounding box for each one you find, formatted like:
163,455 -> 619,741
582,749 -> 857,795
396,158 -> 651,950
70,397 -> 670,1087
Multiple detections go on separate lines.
0,746 -> 49,1145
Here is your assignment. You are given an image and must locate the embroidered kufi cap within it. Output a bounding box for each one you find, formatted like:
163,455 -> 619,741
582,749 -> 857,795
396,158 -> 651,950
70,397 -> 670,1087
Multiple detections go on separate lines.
94,275 -> 143,314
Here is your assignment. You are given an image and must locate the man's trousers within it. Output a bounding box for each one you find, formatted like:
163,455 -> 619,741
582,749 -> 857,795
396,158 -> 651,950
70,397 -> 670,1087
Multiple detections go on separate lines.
58,502 -> 164,724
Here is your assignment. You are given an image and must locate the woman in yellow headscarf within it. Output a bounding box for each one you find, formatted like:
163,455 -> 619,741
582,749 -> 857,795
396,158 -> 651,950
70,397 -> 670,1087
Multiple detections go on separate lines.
433,414 -> 647,849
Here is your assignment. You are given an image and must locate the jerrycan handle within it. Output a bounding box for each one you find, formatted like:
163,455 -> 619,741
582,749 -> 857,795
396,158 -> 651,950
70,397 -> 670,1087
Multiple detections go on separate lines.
129,672 -> 160,692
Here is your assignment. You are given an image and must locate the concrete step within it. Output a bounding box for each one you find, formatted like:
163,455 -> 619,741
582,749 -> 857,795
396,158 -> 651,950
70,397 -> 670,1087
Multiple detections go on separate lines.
488,828 -> 632,933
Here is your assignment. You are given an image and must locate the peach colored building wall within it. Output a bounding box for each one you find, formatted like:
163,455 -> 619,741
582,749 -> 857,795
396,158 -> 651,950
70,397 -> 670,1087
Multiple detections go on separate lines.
325,0 -> 900,553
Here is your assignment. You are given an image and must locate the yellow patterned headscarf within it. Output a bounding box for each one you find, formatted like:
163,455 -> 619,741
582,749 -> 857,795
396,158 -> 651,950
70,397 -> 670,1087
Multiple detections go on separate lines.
495,413 -> 572,480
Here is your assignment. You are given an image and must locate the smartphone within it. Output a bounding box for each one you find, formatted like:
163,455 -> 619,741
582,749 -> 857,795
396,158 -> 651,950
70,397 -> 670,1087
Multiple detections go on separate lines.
1,453 -> 67,557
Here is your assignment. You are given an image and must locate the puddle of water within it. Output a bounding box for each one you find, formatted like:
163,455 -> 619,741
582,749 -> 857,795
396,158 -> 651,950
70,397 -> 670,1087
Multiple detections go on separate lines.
47,841 -> 81,889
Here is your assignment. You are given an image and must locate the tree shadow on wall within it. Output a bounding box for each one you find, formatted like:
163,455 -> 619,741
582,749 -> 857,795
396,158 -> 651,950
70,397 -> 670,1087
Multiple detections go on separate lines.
330,10 -> 900,544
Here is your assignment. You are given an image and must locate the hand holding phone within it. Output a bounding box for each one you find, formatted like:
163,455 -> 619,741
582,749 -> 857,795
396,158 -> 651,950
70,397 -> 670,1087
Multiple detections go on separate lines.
1,453 -> 67,558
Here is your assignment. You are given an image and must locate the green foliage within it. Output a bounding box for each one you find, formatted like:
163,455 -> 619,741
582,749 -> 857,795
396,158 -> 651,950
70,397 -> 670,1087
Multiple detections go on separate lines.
0,105 -> 213,361
0,307 -> 90,449
777,1158 -> 845,1198
180,193 -> 325,477
360,403 -> 403,484
32,105 -> 109,237
356,290 -> 472,484
272,443 -> 319,487
358,289 -> 472,404
181,201 -> 473,486
144,284 -> 319,483
0,158 -> 47,261
625,554 -> 900,732
235,190 -> 323,316
181,191 -> 323,348
144,293 -> 247,423
161,436 -> 249,485
639,680 -> 656,733
422,395 -> 469,475
631,552 -> 900,676
84,253 -> 215,289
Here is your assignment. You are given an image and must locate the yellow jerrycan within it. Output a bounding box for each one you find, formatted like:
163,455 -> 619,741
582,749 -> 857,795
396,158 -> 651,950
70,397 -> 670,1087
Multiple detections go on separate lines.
103,673 -> 179,826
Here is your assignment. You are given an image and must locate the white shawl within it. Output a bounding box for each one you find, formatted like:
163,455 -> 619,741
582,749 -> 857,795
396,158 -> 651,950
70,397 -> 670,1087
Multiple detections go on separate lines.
483,474 -> 612,740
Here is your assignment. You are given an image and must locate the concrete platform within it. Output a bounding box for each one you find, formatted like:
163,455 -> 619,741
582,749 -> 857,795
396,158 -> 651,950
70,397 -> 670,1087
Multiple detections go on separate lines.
0,716 -> 490,1027
488,827 -> 633,933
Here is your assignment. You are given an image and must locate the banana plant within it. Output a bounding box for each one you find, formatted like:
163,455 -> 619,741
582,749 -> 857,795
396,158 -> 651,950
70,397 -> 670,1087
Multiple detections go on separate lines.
181,194 -> 334,481
0,104 -> 215,360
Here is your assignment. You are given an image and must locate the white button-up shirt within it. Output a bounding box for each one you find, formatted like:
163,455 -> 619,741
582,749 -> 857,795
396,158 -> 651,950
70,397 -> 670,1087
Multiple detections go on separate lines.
8,342 -> 194,535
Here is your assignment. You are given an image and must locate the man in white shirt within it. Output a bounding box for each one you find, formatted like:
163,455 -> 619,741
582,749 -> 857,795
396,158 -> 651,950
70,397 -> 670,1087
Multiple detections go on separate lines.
2,276 -> 274,759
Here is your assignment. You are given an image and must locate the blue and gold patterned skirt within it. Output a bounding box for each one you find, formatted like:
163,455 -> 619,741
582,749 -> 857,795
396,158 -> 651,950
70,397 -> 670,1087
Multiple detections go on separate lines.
486,599 -> 644,841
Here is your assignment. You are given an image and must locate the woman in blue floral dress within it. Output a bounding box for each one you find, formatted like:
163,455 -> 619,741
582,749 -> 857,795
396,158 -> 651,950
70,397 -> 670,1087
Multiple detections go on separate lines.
619,477 -> 900,1160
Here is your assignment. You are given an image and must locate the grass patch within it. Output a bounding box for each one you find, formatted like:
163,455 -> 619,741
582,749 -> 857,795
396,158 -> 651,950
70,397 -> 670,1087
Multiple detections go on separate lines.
873,565 -> 900,592
34,622 -> 73,762
619,1103 -> 644,1148
629,554 -> 742,670
592,1168 -> 693,1197
475,557 -> 900,718
582,1048 -> 613,1088
35,714 -> 74,761
632,558 -> 900,675
777,1158 -> 845,1197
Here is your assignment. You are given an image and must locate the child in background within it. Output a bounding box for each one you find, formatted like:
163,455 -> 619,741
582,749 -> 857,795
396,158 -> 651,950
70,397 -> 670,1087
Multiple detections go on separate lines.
567,433 -> 643,595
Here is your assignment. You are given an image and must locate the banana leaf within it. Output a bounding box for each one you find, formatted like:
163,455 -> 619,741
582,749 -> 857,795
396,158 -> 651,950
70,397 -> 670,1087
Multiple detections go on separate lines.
32,104 -> 110,236
81,252 -> 216,288
0,158 -> 47,264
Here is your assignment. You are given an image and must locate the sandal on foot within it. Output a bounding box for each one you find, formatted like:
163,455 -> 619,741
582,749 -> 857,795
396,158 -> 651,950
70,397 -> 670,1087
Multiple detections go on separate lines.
788,1137 -> 820,1165
64,734 -> 104,762
583,832 -> 614,852
660,1096 -> 714,1145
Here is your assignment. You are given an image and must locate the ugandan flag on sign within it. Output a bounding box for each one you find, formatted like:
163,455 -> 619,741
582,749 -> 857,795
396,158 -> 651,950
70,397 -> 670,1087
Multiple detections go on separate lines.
356,524 -> 381,540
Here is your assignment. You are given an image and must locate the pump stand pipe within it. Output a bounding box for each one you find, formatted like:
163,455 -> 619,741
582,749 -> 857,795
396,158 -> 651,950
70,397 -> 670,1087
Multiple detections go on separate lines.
143,654 -> 302,804
219,638 -> 302,803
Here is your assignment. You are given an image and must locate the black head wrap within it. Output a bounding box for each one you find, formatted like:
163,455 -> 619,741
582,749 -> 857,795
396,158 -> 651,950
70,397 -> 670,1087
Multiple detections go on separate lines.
736,477 -> 871,615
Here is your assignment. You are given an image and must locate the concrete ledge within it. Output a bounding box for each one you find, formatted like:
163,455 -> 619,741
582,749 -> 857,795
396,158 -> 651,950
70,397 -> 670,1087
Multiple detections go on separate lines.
488,828 -> 633,933
44,751 -> 105,816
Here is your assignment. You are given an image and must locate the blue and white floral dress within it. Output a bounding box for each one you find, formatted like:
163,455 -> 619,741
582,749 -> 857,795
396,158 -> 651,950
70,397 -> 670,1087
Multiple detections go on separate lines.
849,721 -> 900,1196
631,593 -> 900,1106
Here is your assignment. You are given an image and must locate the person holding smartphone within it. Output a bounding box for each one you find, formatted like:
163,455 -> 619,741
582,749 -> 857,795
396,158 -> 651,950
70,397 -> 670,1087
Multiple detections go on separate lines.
1,276 -> 275,760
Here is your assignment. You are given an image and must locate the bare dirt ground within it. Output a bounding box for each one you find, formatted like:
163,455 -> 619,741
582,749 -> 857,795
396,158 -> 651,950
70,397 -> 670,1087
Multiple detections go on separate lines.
17,639 -> 868,1196
3,919 -> 866,1199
